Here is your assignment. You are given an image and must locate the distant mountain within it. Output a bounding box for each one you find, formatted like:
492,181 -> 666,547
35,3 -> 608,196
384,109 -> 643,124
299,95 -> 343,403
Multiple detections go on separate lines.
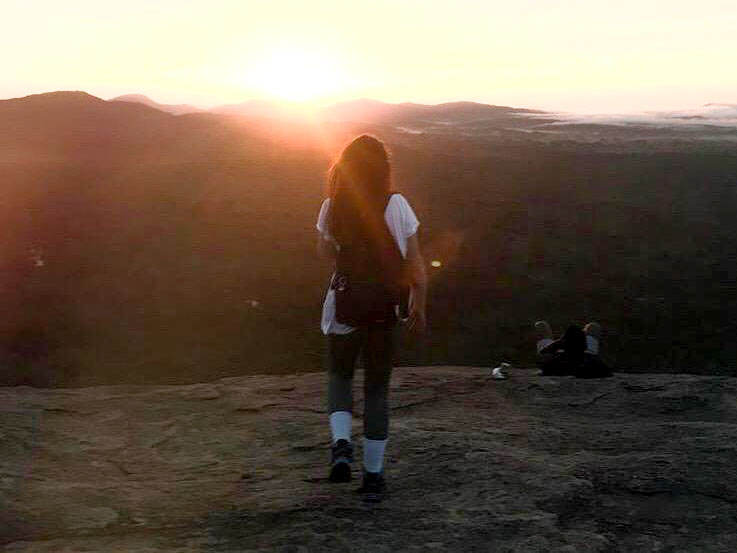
209,96 -> 546,127
318,98 -> 401,122
0,91 -> 176,163
320,99 -> 541,124
211,99 -> 310,120
0,91 -> 171,123
110,94 -> 202,115
0,90 -> 116,121
105,92 -> 550,129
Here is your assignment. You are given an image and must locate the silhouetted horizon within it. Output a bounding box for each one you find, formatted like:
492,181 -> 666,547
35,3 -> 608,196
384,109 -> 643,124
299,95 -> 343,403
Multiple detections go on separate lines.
3,90 -> 736,126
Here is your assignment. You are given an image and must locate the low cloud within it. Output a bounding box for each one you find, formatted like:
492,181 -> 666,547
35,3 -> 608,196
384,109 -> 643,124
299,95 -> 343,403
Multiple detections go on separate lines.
545,104 -> 737,128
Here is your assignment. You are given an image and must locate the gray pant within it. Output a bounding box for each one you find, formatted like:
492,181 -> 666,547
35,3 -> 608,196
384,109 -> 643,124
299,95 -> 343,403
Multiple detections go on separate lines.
327,324 -> 394,440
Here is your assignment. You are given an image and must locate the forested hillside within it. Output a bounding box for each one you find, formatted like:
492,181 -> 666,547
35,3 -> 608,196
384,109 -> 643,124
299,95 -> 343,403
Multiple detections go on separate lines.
2,92 -> 736,385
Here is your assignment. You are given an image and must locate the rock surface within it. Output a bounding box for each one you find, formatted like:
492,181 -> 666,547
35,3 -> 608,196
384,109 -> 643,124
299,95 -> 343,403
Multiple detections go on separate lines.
1,367 -> 736,552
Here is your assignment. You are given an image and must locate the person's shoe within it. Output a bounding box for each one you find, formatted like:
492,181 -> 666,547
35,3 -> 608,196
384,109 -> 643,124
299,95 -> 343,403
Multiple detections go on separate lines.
357,471 -> 386,502
329,439 -> 353,482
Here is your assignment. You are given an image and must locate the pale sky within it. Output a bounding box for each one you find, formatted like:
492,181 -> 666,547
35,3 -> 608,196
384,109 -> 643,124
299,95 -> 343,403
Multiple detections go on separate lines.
2,0 -> 736,113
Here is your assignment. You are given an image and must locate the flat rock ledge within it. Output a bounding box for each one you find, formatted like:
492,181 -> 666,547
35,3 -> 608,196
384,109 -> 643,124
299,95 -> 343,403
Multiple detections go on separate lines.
1,367 -> 736,552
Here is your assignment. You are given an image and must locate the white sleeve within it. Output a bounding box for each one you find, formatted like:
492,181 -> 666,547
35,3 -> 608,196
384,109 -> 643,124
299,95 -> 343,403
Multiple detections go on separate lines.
316,198 -> 332,239
395,194 -> 420,239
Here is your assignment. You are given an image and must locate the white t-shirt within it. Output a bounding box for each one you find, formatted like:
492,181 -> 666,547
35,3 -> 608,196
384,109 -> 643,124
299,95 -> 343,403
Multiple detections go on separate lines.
316,194 -> 420,335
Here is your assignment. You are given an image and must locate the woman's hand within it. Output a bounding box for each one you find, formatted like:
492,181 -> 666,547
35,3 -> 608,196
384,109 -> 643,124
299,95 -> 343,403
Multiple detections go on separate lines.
405,234 -> 427,334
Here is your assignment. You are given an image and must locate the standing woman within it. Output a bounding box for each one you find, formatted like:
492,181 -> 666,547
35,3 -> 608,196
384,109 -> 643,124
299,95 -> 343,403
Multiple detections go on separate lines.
316,135 -> 427,502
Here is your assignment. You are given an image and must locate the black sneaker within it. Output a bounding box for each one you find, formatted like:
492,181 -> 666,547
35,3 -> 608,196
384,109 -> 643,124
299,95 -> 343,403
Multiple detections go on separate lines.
329,439 -> 353,482
357,471 -> 386,503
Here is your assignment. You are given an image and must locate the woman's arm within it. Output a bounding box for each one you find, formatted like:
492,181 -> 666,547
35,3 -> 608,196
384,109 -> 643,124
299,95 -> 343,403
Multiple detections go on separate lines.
405,234 -> 427,333
315,199 -> 336,262
539,338 -> 564,355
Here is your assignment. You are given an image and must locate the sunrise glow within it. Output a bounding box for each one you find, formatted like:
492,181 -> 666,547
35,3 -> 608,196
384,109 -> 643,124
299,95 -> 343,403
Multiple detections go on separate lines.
241,48 -> 348,102
2,0 -> 736,112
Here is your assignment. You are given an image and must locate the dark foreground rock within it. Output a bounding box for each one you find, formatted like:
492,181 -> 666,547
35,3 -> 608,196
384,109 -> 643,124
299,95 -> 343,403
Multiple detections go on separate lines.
1,367 -> 736,552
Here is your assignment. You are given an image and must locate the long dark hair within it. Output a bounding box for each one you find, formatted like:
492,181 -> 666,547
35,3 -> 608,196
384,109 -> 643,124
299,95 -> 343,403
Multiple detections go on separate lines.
562,325 -> 587,361
328,135 -> 391,246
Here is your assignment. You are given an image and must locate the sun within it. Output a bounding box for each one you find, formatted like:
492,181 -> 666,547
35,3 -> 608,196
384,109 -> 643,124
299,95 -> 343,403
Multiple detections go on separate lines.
246,48 -> 346,103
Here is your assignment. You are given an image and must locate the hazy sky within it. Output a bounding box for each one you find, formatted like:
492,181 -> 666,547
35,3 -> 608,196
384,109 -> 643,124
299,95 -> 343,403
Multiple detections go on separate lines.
2,0 -> 736,113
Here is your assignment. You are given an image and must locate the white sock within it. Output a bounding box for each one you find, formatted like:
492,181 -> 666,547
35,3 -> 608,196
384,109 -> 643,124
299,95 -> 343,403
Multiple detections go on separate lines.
329,411 -> 352,443
536,338 -> 554,353
586,335 -> 599,355
363,438 -> 387,473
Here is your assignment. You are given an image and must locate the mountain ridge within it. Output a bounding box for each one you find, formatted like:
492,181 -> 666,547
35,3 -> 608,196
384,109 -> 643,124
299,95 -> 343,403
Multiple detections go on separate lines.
110,93 -> 202,115
4,91 -> 735,130
3,90 -> 545,123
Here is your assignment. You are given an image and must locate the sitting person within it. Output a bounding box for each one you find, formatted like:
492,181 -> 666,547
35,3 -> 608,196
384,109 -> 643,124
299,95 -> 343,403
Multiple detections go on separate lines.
535,321 -> 612,378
